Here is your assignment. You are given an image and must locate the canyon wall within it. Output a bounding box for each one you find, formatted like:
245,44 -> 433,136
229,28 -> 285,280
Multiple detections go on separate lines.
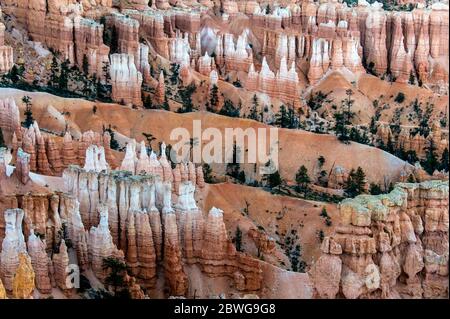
311,179 -> 449,299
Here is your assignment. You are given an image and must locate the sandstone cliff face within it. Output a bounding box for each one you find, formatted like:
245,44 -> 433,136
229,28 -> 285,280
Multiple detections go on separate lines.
0,98 -> 21,144
377,121 -> 448,162
74,17 -> 110,79
0,22 -> 14,74
27,231 -> 52,294
110,53 -> 143,107
62,159 -> 263,296
12,252 -> 35,299
0,208 -> 27,292
10,125 -> 115,176
246,57 -> 299,105
311,180 -> 449,299
1,0 -> 448,93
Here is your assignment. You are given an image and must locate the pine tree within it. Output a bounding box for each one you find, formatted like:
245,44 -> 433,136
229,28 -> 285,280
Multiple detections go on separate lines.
275,105 -> 289,128
82,54 -> 89,75
422,140 -> 439,175
169,63 -> 180,85
235,227 -> 243,252
408,70 -> 416,85
219,99 -> 240,117
110,26 -> 118,54
102,257 -> 131,298
267,170 -> 282,188
226,142 -> 240,178
162,94 -> 170,111
342,89 -> 355,125
345,166 -> 366,197
202,163 -> 213,183
440,148 -> 449,172
407,174 -> 416,183
58,59 -> 70,91
209,84 -> 219,111
295,165 -> 310,193
0,127 -> 5,148
21,96 -> 34,128
334,112 -> 349,143
178,83 -> 196,113
248,94 -> 259,121
369,183 -> 382,195
143,94 -> 153,109
354,167 -> 366,193
102,61 -> 111,83
104,125 -> 120,150
7,65 -> 20,83
49,56 -> 60,87
386,133 -> 395,154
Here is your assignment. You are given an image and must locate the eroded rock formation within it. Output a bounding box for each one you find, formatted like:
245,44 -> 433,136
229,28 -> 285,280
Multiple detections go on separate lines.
312,180 -> 449,299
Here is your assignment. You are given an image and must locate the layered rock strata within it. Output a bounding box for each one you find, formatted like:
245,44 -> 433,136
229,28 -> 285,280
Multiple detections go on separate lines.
312,180 -> 449,299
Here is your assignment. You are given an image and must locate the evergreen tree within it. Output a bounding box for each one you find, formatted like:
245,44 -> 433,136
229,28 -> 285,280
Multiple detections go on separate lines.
104,125 -> 120,150
142,132 -> 156,151
102,257 -> 131,298
418,103 -> 434,137
369,183 -> 382,195
169,63 -> 180,85
82,54 -> 89,75
408,70 -> 416,85
102,61 -> 111,83
0,127 -> 5,148
237,170 -> 246,184
349,127 -> 370,144
342,89 -> 355,125
110,26 -> 118,54
334,112 -> 349,143
21,96 -> 34,128
295,165 -> 310,193
407,174 -> 416,183
318,155 -> 325,167
266,170 -> 282,188
7,65 -> 21,83
345,166 -> 366,197
143,94 -> 153,109
422,140 -> 439,175
275,105 -> 289,128
226,142 -> 240,178
234,227 -> 243,252
209,84 -> 219,111
162,93 -> 170,111
354,166 -> 366,192
219,99 -> 240,117
58,59 -> 70,91
49,56 -> 60,87
178,83 -> 196,113
404,150 -> 418,164
386,133 -> 395,154
440,148 -> 449,172
369,115 -> 377,134
248,95 -> 259,121
261,160 -> 282,188
202,163 -> 213,183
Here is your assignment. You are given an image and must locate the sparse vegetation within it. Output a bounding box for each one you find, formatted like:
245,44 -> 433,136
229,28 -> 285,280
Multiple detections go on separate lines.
21,96 -> 34,128
394,92 -> 405,104
345,166 -> 367,197
102,257 -> 131,299
234,227 -> 243,252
